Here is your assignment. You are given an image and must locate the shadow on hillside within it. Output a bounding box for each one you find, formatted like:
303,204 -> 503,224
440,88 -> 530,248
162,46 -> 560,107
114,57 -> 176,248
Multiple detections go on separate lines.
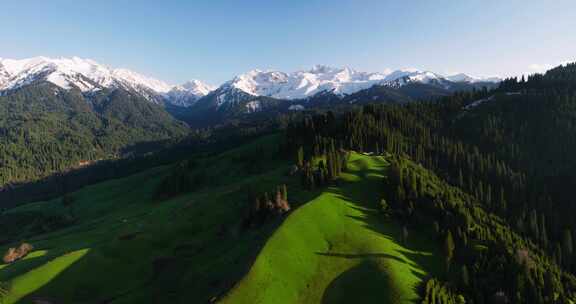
315,251 -> 412,266
321,260 -> 397,304
11,168 -> 327,304
0,251 -> 52,281
319,155 -> 442,303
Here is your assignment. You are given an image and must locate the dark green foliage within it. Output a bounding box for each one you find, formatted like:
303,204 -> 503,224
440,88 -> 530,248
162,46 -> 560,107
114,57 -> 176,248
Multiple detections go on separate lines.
420,278 -> 462,304
0,83 -> 188,188
155,160 -> 206,199
383,157 -> 576,303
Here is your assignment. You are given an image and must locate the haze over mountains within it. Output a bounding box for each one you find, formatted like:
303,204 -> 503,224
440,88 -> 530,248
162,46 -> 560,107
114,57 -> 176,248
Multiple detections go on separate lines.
0,56 -> 501,109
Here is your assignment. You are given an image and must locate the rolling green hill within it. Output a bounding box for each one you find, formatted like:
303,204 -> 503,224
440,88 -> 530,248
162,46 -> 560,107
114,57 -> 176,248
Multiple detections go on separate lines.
221,153 -> 444,304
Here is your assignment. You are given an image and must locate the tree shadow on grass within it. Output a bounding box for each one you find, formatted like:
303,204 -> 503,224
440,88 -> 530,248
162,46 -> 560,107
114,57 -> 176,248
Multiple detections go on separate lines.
315,251 -> 416,267
321,260 -> 398,304
318,155 -> 443,303
12,174 -> 327,304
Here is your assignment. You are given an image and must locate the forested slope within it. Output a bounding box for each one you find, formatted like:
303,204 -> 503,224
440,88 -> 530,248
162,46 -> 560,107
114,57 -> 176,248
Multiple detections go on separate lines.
0,82 -> 188,187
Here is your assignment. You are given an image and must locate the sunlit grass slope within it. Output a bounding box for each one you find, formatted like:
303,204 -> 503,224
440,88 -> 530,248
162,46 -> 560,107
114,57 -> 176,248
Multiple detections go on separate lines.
0,134 -> 315,304
221,153 -> 444,304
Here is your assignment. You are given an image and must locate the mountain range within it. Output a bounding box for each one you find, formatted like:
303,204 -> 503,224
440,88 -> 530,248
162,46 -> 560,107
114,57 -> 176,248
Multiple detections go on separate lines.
0,57 -> 500,111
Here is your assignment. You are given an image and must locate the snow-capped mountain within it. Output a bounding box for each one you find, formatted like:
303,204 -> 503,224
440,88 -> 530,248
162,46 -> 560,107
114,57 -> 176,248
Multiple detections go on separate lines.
384,69 -> 444,84
0,57 -> 214,105
205,65 -> 501,108
445,73 -> 501,83
0,57 -> 500,111
222,65 -> 388,101
166,80 -> 216,107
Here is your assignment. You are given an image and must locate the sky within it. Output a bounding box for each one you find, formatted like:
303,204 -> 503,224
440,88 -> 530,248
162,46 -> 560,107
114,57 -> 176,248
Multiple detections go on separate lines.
1,0 -> 575,85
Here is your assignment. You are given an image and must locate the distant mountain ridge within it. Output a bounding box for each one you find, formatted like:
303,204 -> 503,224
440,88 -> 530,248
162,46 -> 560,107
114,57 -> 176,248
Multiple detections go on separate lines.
0,57 -> 500,109
0,57 -> 214,106
205,65 -> 500,107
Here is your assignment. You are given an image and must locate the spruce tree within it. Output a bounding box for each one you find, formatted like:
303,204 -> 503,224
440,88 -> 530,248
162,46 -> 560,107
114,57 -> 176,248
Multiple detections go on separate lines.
444,230 -> 455,272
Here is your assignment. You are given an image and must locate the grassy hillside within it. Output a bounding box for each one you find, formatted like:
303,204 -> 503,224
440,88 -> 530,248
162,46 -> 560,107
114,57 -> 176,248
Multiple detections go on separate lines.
0,134 -> 315,304
221,153 -> 444,304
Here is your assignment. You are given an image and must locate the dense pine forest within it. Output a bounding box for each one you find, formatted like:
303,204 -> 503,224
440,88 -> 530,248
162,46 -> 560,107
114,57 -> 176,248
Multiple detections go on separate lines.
0,82 -> 188,188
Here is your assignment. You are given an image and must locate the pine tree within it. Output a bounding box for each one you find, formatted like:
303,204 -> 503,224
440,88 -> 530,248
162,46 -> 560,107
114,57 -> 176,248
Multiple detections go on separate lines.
281,184 -> 288,202
402,226 -> 409,245
498,187 -> 507,215
461,265 -> 470,288
444,230 -> 455,272
563,229 -> 573,268
296,146 -> 304,168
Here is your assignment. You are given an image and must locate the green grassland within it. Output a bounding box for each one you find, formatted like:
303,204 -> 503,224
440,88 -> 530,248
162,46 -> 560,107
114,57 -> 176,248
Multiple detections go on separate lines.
0,134 -> 445,303
221,153 -> 443,304
0,134 -> 304,304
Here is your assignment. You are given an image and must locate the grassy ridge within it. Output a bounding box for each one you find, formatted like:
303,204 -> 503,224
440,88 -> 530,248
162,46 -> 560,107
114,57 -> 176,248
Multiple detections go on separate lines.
221,153 -> 443,304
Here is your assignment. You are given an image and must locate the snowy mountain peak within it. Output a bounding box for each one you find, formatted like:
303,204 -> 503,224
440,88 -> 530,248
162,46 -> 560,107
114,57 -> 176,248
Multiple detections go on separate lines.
0,56 -> 174,97
206,65 -> 502,109
0,56 -> 216,106
445,73 -> 501,83
219,65 -> 391,101
445,73 -> 476,83
0,57 -> 501,108
178,79 -> 215,95
384,69 -> 443,83
166,79 -> 216,107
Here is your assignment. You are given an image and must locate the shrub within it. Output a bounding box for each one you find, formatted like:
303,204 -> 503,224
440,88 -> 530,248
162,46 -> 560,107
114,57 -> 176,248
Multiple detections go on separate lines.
3,242 -> 34,264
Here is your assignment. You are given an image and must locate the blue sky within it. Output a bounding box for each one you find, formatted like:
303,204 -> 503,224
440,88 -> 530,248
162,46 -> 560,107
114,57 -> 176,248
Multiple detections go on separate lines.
1,0 -> 575,85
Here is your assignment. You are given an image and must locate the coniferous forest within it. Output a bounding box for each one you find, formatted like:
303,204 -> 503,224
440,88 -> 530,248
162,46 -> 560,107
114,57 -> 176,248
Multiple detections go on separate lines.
0,83 -> 189,187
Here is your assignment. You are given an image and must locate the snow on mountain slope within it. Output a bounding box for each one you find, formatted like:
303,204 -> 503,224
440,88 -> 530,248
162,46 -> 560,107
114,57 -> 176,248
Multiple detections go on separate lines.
0,57 -> 213,105
210,65 -> 493,106
167,80 -> 216,107
446,73 -> 501,83
384,69 -> 443,83
445,73 -> 476,83
0,57 -> 500,109
226,65 -> 388,100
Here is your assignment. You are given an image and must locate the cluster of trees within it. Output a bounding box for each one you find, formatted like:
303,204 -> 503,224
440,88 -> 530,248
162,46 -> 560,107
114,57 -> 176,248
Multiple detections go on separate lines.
155,160 -> 208,199
243,184 -> 290,228
284,114 -> 349,189
420,278 -> 465,304
297,141 -> 348,190
3,242 -> 33,264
